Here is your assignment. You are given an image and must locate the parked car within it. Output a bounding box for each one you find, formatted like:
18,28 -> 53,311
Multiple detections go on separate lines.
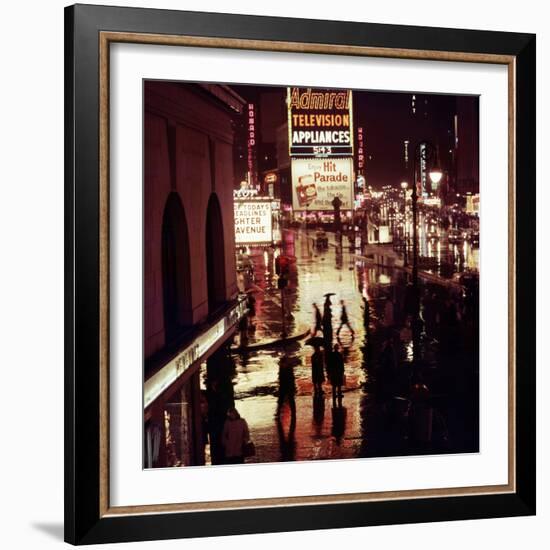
236,253 -> 254,275
315,230 -> 329,249
447,228 -> 464,244
427,228 -> 440,241
465,229 -> 480,245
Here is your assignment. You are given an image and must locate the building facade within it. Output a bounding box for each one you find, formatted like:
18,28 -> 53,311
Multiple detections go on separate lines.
143,81 -> 246,468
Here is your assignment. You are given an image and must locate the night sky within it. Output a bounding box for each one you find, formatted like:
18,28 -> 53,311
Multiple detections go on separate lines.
231,84 -> 479,191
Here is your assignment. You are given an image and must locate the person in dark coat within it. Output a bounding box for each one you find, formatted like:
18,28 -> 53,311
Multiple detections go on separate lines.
246,293 -> 256,318
327,344 -> 345,407
337,299 -> 355,338
222,407 -> 250,465
311,345 -> 325,394
312,303 -> 323,336
277,356 -> 296,418
362,296 -> 370,330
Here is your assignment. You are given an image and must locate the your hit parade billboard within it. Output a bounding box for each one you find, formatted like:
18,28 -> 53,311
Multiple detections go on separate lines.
234,199 -> 273,244
291,158 -> 354,211
287,87 -> 353,158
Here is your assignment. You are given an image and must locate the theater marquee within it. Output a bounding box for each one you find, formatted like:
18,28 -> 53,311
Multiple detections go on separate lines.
234,198 -> 273,244
287,87 -> 354,158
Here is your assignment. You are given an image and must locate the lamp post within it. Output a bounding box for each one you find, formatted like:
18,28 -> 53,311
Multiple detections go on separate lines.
332,195 -> 342,244
411,142 -> 442,360
400,181 -> 408,266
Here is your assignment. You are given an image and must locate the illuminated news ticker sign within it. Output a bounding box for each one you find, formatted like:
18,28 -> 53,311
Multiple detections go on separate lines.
288,87 -> 353,158
234,199 -> 273,244
291,158 -> 354,211
144,299 -> 247,410
264,171 -> 278,198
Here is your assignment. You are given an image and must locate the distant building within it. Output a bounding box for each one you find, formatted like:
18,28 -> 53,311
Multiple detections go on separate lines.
454,97 -> 480,195
276,122 -> 292,204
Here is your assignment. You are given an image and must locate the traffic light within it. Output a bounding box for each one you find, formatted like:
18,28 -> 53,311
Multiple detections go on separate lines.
275,255 -> 290,275
276,255 -> 291,289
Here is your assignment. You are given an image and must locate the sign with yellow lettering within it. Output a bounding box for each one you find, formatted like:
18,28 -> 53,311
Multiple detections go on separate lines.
287,87 -> 353,158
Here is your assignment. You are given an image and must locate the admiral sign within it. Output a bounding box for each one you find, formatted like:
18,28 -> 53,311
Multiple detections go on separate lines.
291,158 -> 354,211
288,87 -> 353,158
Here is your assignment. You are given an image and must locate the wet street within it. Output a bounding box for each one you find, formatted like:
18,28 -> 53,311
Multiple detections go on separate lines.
202,228 -> 479,465
416,212 -> 479,276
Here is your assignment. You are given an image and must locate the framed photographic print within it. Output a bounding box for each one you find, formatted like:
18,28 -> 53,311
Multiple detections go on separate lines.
64,3 -> 536,545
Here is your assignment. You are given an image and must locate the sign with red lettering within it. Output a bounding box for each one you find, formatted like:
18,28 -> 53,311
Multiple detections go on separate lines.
291,158 -> 354,211
247,103 -> 257,187
357,126 -> 365,173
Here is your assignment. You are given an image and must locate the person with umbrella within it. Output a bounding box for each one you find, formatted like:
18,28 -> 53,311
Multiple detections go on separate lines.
312,303 -> 323,336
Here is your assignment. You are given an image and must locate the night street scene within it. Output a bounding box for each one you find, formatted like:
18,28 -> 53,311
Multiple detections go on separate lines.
143,81 -> 480,469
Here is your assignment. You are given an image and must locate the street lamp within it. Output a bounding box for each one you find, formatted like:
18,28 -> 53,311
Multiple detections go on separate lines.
429,168 -> 443,186
411,141 -> 441,360
400,181 -> 408,266
332,195 -> 343,242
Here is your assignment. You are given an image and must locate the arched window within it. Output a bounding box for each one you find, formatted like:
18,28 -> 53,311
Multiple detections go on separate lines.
162,192 -> 192,343
205,193 -> 226,314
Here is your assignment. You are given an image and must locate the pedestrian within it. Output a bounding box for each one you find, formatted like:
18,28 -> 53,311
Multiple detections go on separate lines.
246,293 -> 256,318
440,296 -> 459,351
383,295 -> 394,328
380,338 -> 397,372
311,345 -> 325,394
222,407 -> 250,465
441,296 -> 458,328
238,314 -> 248,348
422,291 -> 437,338
337,299 -> 355,337
377,339 -> 397,402
277,356 -> 297,419
327,343 -> 345,407
312,303 -> 323,336
362,296 -> 370,330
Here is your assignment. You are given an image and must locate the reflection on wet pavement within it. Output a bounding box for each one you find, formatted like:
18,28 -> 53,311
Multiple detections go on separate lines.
202,229 -> 479,465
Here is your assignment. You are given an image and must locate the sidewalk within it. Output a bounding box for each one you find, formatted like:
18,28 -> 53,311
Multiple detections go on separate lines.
226,228 -> 479,465
298,228 -> 463,289
232,324 -> 310,352
233,278 -> 311,352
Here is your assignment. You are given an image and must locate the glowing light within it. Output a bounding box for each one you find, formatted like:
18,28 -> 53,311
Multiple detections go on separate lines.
429,169 -> 443,185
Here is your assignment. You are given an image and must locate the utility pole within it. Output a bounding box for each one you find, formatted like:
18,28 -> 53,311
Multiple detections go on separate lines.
275,255 -> 290,338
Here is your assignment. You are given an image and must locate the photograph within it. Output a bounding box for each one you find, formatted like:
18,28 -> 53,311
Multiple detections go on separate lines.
143,81 -> 480,469
60,2 -> 536,544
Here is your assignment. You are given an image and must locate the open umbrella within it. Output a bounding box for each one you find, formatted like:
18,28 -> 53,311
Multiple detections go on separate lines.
305,336 -> 325,348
